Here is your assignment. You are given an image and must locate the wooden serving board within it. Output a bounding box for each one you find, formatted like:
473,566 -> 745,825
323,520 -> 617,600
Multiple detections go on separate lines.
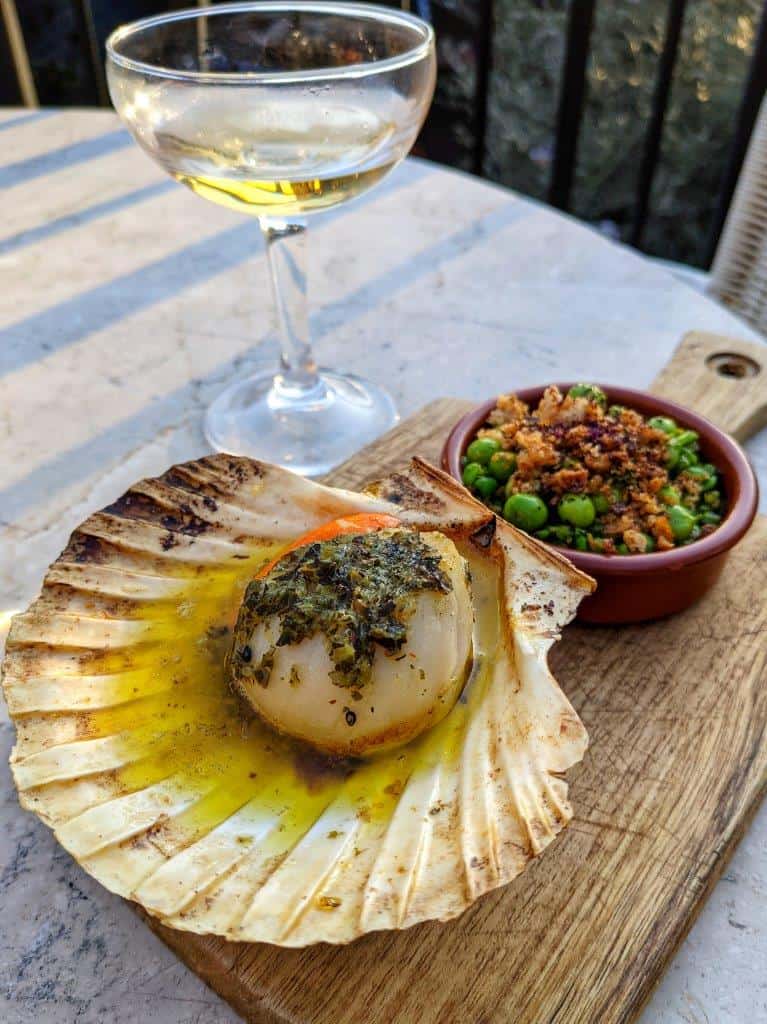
139,331 -> 767,1024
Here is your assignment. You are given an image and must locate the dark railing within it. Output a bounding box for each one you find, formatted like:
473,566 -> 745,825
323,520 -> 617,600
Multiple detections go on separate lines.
73,0 -> 109,106
547,0 -> 595,211
3,0 -> 767,270
628,0 -> 688,247
473,0 -> 495,176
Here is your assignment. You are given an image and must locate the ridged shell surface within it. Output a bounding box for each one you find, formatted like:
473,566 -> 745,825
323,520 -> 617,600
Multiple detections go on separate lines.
2,456 -> 593,946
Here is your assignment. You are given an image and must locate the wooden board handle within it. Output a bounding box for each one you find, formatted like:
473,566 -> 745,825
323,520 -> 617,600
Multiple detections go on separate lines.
651,330 -> 767,441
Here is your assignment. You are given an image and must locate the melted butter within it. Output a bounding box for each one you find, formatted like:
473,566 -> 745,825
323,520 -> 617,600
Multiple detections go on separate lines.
51,542 -> 502,846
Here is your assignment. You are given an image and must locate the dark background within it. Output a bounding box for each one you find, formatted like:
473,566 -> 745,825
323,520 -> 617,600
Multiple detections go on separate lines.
3,0 -> 765,268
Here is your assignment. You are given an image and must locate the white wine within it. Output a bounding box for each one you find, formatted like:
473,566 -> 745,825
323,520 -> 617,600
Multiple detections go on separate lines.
118,87 -> 416,216
173,163 -> 395,216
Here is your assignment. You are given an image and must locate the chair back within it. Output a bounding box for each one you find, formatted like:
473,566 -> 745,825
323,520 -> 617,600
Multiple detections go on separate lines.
709,94 -> 767,335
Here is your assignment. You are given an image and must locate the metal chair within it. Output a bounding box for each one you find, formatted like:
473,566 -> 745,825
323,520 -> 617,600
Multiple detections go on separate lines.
0,0 -> 37,106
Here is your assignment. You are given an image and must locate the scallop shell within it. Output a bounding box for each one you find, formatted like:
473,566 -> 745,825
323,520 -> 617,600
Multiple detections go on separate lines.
2,456 -> 594,946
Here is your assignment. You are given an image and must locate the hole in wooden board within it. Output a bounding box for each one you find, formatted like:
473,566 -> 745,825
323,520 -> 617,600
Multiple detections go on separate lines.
705,352 -> 761,379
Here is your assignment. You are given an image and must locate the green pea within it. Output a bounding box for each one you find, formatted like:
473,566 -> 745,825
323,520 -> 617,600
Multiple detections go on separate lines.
683,465 -> 718,492
474,475 -> 500,500
697,464 -> 720,490
668,504 -> 696,541
462,462 -> 485,488
574,532 -> 588,551
658,485 -> 680,506
465,437 -> 501,466
488,450 -> 517,482
534,528 -> 551,540
670,429 -> 699,448
592,493 -> 610,515
616,543 -> 629,555
704,490 -> 722,508
567,383 -> 607,406
642,533 -> 656,553
648,415 -> 677,434
558,493 -> 596,528
675,448 -> 699,471
549,525 -> 574,544
667,429 -> 699,472
698,511 -> 722,526
503,493 -> 549,532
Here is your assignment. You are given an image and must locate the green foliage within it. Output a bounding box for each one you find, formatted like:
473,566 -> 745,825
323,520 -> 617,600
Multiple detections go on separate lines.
480,0 -> 761,267
484,0 -> 569,197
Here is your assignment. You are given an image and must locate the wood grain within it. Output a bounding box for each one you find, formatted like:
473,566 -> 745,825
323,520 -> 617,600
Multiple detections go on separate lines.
137,380 -> 767,1024
651,330 -> 767,439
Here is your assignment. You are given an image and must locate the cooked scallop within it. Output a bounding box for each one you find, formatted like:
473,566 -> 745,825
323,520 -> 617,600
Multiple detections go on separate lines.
230,529 -> 473,757
3,456 -> 594,946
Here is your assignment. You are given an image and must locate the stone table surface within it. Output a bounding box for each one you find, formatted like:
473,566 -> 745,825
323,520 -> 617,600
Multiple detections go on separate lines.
0,108 -> 765,1024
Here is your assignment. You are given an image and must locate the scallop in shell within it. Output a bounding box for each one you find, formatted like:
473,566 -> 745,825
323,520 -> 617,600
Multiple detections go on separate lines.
2,456 -> 593,946
230,526 -> 476,758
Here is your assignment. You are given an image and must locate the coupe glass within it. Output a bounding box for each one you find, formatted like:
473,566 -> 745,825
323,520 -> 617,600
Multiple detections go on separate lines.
106,2 -> 436,475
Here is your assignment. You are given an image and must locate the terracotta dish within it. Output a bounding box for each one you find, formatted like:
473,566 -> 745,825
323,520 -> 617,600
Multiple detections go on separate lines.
441,384 -> 759,623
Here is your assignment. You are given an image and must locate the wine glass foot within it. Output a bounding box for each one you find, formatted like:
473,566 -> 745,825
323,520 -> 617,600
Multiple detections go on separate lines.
204,367 -> 399,476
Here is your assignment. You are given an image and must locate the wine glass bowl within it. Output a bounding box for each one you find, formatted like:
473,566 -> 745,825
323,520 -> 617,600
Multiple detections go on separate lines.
107,4 -> 435,217
107,3 -> 436,474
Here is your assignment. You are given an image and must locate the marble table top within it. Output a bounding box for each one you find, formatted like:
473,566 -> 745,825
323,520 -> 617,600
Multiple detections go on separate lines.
0,108 -> 765,1024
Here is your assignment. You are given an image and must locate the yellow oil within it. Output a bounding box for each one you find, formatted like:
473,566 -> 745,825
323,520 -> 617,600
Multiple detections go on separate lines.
57,544 -> 500,849
174,164 -> 394,217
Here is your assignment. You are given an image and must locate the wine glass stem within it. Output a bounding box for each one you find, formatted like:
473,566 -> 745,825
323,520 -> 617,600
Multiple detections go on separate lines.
260,216 -> 322,399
